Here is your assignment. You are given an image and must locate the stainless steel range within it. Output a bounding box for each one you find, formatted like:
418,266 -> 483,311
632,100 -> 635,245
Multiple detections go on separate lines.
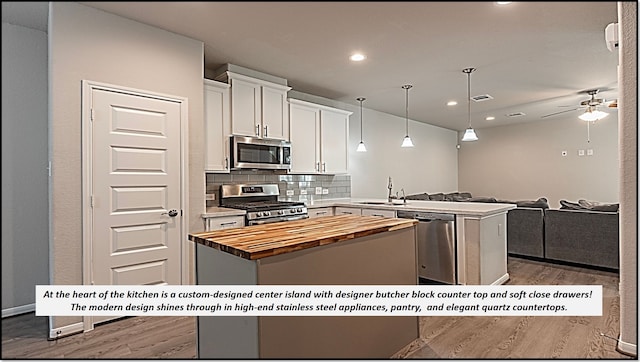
220,184 -> 308,225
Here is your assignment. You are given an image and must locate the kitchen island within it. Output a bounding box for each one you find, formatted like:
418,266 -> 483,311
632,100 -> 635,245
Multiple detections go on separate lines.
189,214 -> 420,359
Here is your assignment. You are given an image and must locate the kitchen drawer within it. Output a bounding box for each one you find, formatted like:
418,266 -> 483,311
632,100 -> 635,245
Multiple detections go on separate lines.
308,207 -> 334,218
205,215 -> 245,231
334,207 -> 362,216
362,208 -> 396,218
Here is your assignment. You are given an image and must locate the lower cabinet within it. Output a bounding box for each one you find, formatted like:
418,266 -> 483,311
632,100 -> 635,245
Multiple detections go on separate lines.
308,207 -> 334,218
362,208 -> 396,218
334,207 -> 362,216
205,215 -> 245,231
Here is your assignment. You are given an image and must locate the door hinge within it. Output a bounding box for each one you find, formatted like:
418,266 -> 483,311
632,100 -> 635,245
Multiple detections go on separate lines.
90,108 -> 95,122
181,209 -> 183,216
90,195 -> 94,208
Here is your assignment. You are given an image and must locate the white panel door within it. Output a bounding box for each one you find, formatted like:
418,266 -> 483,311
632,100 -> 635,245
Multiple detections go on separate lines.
91,88 -> 182,324
289,102 -> 320,173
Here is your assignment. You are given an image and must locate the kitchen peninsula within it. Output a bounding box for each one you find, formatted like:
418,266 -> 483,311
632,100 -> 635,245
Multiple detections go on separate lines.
189,214 -> 420,359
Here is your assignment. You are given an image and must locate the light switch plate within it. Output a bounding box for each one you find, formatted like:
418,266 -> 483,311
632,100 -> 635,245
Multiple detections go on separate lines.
315,187 -> 322,195
322,188 -> 329,195
300,189 -> 307,195
587,149 -> 594,156
578,149 -> 585,156
286,190 -> 294,196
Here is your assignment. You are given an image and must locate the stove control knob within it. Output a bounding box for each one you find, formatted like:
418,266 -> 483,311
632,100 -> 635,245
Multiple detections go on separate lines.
264,211 -> 271,216
278,210 -> 285,215
297,208 -> 303,213
256,212 -> 263,217
290,209 -> 296,214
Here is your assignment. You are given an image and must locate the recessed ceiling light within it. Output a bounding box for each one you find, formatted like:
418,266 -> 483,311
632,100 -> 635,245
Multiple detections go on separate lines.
485,116 -> 495,121
447,101 -> 458,106
350,53 -> 366,62
496,2 -> 512,5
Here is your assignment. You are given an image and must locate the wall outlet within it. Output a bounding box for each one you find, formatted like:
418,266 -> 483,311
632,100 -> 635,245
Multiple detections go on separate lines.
315,187 -> 322,195
300,189 -> 307,195
322,188 -> 329,195
587,149 -> 594,156
286,190 -> 294,196
578,149 -> 585,156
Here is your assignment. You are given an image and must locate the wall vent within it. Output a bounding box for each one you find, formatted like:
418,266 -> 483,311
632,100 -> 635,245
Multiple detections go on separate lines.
506,112 -> 526,117
471,94 -> 493,102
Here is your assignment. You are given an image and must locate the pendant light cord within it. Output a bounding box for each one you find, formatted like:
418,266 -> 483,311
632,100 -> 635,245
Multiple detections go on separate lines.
463,68 -> 476,129
357,97 -> 365,142
402,85 -> 412,136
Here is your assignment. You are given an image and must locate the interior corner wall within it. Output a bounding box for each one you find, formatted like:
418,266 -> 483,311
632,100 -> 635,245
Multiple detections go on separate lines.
1,22 -> 49,315
457,115 -> 619,208
618,0 -> 637,356
49,2 -> 204,331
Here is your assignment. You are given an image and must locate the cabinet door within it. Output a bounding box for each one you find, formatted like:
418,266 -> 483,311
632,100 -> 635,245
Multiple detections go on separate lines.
290,102 -> 320,173
205,216 -> 245,231
335,207 -> 362,216
262,86 -> 289,140
204,80 -> 230,172
362,208 -> 396,218
320,109 -> 349,174
230,77 -> 261,137
308,207 -> 334,218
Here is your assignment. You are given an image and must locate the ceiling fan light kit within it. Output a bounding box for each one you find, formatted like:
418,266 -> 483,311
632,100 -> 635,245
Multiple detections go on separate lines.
461,67 -> 478,142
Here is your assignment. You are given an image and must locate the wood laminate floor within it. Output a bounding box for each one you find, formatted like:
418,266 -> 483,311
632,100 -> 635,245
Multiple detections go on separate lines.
2,257 -> 632,359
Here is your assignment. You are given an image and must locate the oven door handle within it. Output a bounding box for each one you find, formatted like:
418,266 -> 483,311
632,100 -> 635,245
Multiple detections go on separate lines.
250,215 -> 308,225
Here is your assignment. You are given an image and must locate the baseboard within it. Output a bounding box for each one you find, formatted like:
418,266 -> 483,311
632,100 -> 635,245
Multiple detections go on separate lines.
491,273 -> 510,285
617,338 -> 637,357
2,303 -> 35,318
49,321 -> 84,340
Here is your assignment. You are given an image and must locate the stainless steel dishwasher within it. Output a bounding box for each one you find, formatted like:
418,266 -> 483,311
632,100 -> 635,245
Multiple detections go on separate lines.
396,210 -> 456,284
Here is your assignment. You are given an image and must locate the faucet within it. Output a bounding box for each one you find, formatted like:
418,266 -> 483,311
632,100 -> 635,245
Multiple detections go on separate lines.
387,177 -> 393,202
400,188 -> 407,204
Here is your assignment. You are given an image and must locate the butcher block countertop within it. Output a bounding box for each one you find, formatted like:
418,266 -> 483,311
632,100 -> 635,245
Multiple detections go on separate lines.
189,214 -> 418,260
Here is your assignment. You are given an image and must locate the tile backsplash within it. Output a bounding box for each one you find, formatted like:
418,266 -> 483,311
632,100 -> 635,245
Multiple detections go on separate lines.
206,171 -> 351,207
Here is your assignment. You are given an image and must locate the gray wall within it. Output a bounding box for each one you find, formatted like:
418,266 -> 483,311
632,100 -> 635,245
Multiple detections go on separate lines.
1,22 -> 49,315
618,1 -> 637,355
49,2 -> 204,331
458,114 -> 619,208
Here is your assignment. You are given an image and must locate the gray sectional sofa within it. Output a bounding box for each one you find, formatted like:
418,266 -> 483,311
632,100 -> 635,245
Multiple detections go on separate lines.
405,192 -> 620,270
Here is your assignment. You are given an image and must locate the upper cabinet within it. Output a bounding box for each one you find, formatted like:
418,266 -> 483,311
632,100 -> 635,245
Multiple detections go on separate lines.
215,71 -> 291,140
289,99 -> 351,174
204,79 -> 231,172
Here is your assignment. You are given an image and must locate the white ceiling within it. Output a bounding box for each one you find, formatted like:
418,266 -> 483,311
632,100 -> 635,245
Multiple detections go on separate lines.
3,2 -> 620,131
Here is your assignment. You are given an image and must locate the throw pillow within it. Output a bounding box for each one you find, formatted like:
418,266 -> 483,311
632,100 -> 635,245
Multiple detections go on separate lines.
559,199 -> 583,210
444,192 -> 459,201
405,192 -> 430,201
468,196 -> 497,203
452,194 -> 471,202
516,197 -> 550,209
578,199 -> 619,212
429,193 -> 445,201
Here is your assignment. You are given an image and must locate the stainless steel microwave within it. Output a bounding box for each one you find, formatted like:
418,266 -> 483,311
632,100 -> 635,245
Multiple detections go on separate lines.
229,135 -> 291,170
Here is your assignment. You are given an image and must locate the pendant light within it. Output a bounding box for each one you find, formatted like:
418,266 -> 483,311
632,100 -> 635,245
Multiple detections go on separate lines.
401,84 -> 414,147
356,97 -> 367,152
461,67 -> 479,142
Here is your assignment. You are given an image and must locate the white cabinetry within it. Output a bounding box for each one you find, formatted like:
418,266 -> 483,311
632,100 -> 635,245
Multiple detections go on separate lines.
308,207 -> 334,218
216,72 -> 291,140
335,207 -> 362,216
289,99 -> 351,174
362,208 -> 396,218
205,215 -> 245,231
204,79 -> 231,172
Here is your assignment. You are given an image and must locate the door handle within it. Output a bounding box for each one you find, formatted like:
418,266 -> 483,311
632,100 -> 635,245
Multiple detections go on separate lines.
162,209 -> 179,217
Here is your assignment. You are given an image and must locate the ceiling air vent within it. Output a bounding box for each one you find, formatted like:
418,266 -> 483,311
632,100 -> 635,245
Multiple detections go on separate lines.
506,112 -> 526,118
471,94 -> 493,102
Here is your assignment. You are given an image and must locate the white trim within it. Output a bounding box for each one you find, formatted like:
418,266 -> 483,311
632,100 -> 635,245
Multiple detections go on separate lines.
490,273 -> 510,285
49,321 -> 84,340
80,80 -> 189,330
617,338 -> 637,357
2,303 -> 35,318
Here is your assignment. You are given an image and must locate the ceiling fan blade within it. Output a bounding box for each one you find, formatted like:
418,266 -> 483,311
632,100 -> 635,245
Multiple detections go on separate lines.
606,99 -> 618,108
541,108 -> 580,118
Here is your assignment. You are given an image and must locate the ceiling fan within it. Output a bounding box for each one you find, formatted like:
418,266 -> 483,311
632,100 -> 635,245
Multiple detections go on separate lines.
541,89 -> 618,119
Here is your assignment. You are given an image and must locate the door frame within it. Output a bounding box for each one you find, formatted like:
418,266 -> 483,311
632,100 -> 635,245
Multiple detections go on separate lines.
81,80 -> 189,331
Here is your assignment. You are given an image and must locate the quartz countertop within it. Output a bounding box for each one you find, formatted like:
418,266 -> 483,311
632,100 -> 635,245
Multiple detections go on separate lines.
189,214 -> 417,260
